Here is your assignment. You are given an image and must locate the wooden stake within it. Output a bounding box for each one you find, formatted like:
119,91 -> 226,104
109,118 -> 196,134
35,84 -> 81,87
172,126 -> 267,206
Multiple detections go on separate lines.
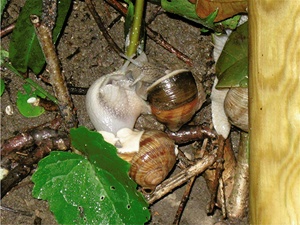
249,1 -> 300,224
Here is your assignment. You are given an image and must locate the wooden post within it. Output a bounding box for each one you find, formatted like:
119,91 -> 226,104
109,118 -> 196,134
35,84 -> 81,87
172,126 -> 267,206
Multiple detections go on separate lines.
249,1 -> 300,224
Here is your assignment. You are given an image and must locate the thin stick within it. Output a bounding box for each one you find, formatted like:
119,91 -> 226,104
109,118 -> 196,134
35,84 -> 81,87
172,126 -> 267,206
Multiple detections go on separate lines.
146,6 -> 163,25
85,0 -> 123,55
147,153 -> 216,204
30,0 -> 77,129
146,26 -> 193,66
0,205 -> 33,217
207,135 -> 225,214
227,131 -> 249,219
172,175 -> 196,225
0,23 -> 15,37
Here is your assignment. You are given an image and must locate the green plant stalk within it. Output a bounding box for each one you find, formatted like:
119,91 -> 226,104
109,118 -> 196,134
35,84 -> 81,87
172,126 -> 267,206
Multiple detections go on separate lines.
126,0 -> 145,57
4,62 -> 58,104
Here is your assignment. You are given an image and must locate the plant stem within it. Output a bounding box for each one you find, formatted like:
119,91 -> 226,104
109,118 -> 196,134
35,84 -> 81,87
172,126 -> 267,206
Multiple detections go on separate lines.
126,0 -> 145,57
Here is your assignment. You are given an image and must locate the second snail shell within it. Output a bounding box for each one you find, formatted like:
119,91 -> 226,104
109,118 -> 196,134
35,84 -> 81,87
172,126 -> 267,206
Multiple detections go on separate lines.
101,128 -> 177,190
224,87 -> 248,132
127,130 -> 177,190
147,69 -> 206,132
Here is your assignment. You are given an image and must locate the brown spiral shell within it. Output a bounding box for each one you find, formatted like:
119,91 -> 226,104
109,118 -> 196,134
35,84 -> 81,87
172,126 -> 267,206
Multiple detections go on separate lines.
128,130 -> 177,190
224,87 -> 248,132
147,69 -> 203,132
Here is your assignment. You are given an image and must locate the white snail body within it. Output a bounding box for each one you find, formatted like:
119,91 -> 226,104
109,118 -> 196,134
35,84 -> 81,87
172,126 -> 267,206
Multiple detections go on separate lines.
211,15 -> 249,137
86,70 -> 150,134
211,78 -> 231,138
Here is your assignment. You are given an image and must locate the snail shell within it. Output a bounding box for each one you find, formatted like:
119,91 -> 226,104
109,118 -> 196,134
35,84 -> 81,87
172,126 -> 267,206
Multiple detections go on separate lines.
100,128 -> 177,190
146,69 -> 205,132
127,130 -> 177,190
224,87 -> 248,132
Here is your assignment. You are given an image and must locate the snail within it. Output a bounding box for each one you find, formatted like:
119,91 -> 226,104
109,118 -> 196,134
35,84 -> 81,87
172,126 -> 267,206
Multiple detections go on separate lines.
224,87 -> 248,132
86,53 -> 205,189
100,128 -> 177,190
86,53 -> 206,133
211,15 -> 249,137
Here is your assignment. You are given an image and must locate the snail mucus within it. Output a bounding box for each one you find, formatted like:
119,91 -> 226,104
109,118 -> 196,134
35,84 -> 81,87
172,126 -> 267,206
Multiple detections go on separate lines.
86,53 -> 206,190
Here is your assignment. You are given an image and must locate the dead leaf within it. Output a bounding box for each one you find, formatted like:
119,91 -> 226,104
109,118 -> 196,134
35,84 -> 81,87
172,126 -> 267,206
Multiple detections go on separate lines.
194,0 -> 247,22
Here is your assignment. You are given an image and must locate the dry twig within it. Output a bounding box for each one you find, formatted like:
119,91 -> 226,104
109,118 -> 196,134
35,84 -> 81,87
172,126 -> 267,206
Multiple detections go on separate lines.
30,0 -> 78,129
173,176 -> 196,225
210,136 -> 225,213
227,132 -> 249,219
85,0 -> 123,55
0,23 -> 15,37
147,153 -> 216,204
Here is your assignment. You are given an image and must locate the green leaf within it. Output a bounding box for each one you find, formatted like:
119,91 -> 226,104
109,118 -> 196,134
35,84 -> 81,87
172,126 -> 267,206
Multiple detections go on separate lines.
70,127 -> 150,221
32,127 -> 150,225
0,49 -> 9,65
16,83 -> 45,117
0,0 -> 7,17
218,15 -> 241,30
216,22 -> 248,88
161,0 -> 240,32
124,0 -> 135,39
9,0 -> 71,74
4,62 -> 58,104
161,0 -> 216,30
0,78 -> 5,96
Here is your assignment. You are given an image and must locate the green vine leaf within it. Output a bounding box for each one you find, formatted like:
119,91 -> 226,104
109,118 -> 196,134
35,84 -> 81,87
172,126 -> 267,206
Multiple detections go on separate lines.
9,0 -> 71,74
32,127 -> 150,225
216,21 -> 248,88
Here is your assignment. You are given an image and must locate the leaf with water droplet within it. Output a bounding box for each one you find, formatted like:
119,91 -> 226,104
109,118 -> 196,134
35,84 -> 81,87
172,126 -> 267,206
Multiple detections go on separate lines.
32,127 -> 150,225
17,83 -> 45,117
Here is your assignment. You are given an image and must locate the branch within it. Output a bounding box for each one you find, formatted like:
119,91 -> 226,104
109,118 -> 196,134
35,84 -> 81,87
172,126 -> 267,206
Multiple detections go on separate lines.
147,153 -> 216,204
30,6 -> 78,129
85,0 -> 123,55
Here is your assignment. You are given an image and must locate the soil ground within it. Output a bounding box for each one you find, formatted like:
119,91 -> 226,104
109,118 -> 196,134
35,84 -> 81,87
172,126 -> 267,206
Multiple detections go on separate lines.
1,1 -> 245,224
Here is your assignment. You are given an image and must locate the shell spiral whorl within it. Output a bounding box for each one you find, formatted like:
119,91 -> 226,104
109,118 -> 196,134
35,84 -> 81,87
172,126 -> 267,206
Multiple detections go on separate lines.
224,87 -> 248,132
128,130 -> 177,190
147,69 -> 203,132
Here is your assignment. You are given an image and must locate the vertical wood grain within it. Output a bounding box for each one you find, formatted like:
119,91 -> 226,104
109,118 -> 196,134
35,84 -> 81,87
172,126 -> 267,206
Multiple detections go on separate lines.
249,0 -> 300,224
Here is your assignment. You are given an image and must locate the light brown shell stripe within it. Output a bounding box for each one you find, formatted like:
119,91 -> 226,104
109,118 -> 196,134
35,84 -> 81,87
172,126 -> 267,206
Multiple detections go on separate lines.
147,70 -> 198,110
150,97 -> 199,131
129,130 -> 176,189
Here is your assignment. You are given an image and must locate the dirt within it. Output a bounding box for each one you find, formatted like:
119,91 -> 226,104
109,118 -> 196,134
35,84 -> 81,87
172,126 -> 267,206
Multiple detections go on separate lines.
1,0 -> 242,224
